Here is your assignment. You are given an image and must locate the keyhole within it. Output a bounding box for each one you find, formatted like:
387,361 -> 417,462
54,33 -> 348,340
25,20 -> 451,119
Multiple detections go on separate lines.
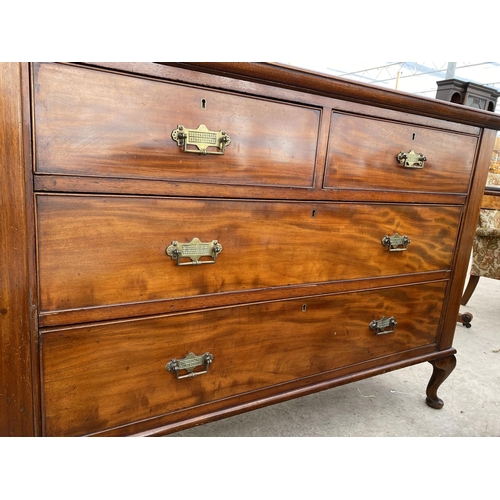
412,133 -> 416,140
311,209 -> 316,217
302,304 -> 307,312
201,98 -> 207,109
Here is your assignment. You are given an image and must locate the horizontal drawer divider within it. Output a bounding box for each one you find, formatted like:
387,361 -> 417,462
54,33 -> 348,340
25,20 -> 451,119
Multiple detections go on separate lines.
34,173 -> 469,205
39,272 -> 451,329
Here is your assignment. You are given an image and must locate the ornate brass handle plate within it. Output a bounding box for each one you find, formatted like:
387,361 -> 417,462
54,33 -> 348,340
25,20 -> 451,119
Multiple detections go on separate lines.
381,233 -> 411,252
171,124 -> 231,155
370,316 -> 397,335
166,238 -> 223,266
396,149 -> 427,169
166,352 -> 214,380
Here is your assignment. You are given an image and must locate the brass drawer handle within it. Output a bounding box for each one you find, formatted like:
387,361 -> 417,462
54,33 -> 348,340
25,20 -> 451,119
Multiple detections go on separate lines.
381,233 -> 411,252
166,238 -> 223,266
166,352 -> 214,379
396,149 -> 426,169
172,124 -> 231,155
370,316 -> 397,335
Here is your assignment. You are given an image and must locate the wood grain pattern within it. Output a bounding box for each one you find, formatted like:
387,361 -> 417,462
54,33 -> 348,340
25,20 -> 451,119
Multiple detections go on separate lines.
38,271 -> 451,328
105,346 -> 449,436
75,63 -> 484,138
324,113 -> 478,193
0,63 -> 35,436
169,63 -> 500,130
33,172 -> 469,206
40,281 -> 447,436
4,61 -> 500,437
482,192 -> 500,209
33,63 -> 320,187
438,128 -> 498,349
36,194 -> 462,315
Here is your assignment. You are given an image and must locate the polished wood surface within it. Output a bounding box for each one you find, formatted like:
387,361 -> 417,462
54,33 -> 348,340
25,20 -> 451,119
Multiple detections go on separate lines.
41,281 -> 447,436
482,191 -> 500,209
39,271 -> 451,328
438,129 -> 497,349
426,354 -> 457,409
324,113 -> 478,194
34,63 -> 320,188
169,63 -> 500,129
3,61 -> 500,436
461,275 -> 480,306
37,194 -> 461,315
0,63 -> 36,436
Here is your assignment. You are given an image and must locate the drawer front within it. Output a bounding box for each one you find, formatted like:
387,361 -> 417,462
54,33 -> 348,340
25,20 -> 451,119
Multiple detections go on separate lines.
33,63 -> 320,188
41,281 -> 446,436
37,195 -> 461,313
324,113 -> 478,193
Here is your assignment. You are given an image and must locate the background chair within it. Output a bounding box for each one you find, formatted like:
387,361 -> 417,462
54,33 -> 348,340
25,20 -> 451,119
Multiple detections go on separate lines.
461,173 -> 500,306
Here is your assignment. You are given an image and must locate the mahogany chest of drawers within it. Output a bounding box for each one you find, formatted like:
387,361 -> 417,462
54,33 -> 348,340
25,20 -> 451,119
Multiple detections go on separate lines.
2,62 -> 500,436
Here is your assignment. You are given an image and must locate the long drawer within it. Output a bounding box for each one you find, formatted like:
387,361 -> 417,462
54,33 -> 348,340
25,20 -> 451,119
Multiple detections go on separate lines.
40,281 -> 447,436
324,112 -> 478,194
36,194 -> 462,313
33,63 -> 320,188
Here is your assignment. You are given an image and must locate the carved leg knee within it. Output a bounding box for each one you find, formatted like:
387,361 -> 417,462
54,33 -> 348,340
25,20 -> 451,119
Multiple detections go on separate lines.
426,354 -> 457,409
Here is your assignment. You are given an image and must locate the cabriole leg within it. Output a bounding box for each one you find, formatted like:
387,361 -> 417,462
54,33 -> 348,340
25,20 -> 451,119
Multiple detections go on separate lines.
426,355 -> 457,409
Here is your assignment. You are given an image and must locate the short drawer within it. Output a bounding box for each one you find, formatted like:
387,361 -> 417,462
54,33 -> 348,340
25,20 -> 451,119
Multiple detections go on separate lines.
33,63 -> 320,188
324,113 -> 478,194
36,194 -> 461,314
40,281 -> 446,436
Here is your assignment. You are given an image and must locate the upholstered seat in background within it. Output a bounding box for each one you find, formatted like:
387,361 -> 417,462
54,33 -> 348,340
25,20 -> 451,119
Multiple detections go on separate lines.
461,173 -> 500,305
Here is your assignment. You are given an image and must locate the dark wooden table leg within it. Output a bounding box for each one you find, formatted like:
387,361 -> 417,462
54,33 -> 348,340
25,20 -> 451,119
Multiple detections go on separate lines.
426,354 -> 457,409
461,275 -> 479,305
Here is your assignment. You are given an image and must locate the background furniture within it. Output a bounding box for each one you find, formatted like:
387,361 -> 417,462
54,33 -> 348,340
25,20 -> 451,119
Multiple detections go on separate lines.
461,173 -> 500,305
436,80 -> 499,320
436,78 -> 500,111
2,62 -> 500,436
